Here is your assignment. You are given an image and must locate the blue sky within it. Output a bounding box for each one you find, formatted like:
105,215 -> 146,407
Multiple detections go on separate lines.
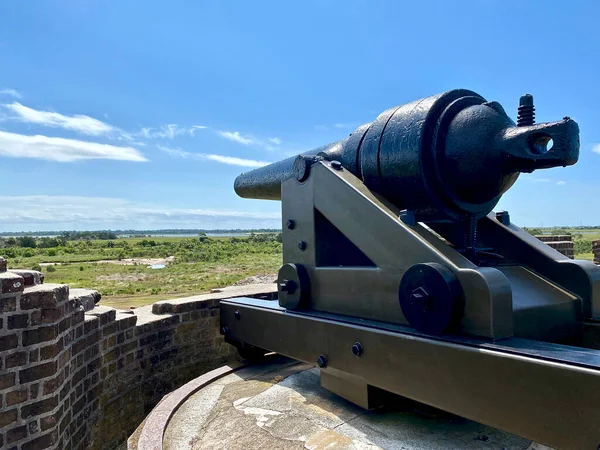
0,0 -> 599,231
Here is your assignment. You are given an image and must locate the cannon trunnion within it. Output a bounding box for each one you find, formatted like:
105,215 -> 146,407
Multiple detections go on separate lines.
221,89 -> 600,450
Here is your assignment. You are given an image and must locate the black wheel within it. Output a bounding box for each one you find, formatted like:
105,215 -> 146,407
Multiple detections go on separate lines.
399,263 -> 464,334
277,263 -> 310,310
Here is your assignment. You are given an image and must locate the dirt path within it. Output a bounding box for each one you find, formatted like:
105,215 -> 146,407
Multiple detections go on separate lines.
40,256 -> 175,267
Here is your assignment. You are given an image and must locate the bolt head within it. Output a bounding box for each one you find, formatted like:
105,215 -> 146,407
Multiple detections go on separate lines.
234,310 -> 241,320
220,326 -> 229,335
298,241 -> 307,251
331,160 -> 343,170
279,279 -> 297,295
286,219 -> 295,230
317,355 -> 327,368
351,342 -> 363,357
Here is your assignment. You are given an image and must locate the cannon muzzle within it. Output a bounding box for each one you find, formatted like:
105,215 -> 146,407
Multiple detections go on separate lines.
234,89 -> 579,222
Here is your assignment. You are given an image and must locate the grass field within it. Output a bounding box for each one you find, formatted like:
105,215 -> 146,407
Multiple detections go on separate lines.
1,228 -> 598,310
1,234 -> 282,309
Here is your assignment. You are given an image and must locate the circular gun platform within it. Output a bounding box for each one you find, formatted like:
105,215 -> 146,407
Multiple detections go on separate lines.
135,356 -> 553,450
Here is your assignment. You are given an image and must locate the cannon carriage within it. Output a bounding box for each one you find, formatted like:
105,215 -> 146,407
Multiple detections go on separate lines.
220,89 -> 600,450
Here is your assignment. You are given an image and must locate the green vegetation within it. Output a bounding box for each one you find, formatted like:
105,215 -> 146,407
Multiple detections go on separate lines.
0,233 -> 282,309
523,227 -> 599,262
2,226 -> 598,310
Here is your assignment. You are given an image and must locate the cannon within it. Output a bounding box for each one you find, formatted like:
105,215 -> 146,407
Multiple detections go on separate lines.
220,89 -> 600,449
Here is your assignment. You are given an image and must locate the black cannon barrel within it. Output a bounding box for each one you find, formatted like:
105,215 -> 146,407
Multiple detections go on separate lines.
234,89 -> 579,222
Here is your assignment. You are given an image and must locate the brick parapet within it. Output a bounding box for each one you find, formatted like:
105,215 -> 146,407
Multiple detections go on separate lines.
0,258 -> 276,450
535,235 -> 574,259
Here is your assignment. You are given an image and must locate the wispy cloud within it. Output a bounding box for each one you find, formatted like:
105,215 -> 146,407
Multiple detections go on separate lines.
157,144 -> 269,167
139,124 -> 192,139
201,154 -> 269,167
2,102 -> 116,136
0,88 -> 21,99
0,195 -> 280,230
315,123 -> 357,131
216,130 -> 256,146
520,174 -> 568,186
215,130 -> 283,151
0,131 -> 147,162
592,144 -> 600,154
190,125 -> 207,136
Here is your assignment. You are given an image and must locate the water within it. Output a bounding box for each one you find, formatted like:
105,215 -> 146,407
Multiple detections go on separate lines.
149,264 -> 166,269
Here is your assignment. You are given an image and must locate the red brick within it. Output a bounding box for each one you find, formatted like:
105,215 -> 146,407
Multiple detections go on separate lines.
0,272 -> 24,294
21,431 -> 58,450
19,361 -> 57,383
40,338 -> 64,360
6,425 -> 26,444
0,372 -> 15,389
0,333 -> 18,351
30,310 -> 42,325
40,413 -> 58,431
5,351 -> 27,368
6,388 -> 28,406
42,371 -> 65,395
0,409 -> 17,427
7,313 -> 28,329
0,296 -> 16,312
41,307 -> 63,323
23,325 -> 57,346
21,396 -> 59,419
29,348 -> 39,363
29,383 -> 40,400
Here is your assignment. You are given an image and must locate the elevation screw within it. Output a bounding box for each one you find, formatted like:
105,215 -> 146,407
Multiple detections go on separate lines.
317,355 -> 328,368
517,94 -> 535,127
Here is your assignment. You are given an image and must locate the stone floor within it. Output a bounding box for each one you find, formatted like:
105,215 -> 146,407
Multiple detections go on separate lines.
163,357 -> 553,450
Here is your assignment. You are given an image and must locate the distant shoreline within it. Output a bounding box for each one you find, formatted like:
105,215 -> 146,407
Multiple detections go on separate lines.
0,229 -> 279,238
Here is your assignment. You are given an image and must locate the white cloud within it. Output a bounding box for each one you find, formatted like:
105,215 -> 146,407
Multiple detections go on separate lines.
216,130 -> 256,146
215,130 -> 284,151
592,144 -> 600,154
201,154 -> 268,167
315,123 -> 356,131
520,174 -> 552,183
2,102 -> 116,136
0,131 -> 147,162
140,124 -> 191,139
157,144 -> 269,168
557,181 -> 567,186
0,195 -> 280,230
0,88 -> 21,99
189,125 -> 207,136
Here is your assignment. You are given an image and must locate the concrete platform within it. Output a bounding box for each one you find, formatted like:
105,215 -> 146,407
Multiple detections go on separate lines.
134,355 -> 555,450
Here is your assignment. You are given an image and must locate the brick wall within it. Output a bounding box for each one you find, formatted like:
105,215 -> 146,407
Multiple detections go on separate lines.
0,257 -> 275,450
535,235 -> 574,259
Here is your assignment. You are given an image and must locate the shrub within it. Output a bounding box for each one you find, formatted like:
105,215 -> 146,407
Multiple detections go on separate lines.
31,263 -> 42,271
46,265 -> 56,272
